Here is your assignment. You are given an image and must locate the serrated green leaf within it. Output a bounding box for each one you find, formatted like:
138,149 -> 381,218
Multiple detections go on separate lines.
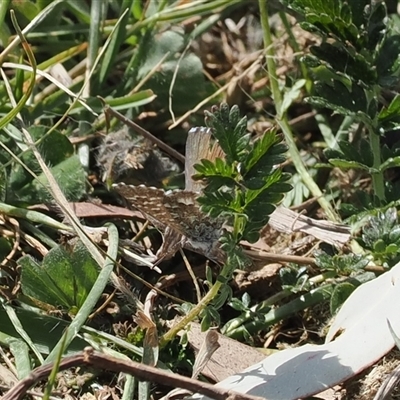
376,35 -> 400,85
368,1 -> 388,50
205,104 -> 250,164
311,80 -> 368,114
378,94 -> 400,122
194,157 -> 236,184
295,0 -> 368,47
307,96 -> 355,117
310,65 -> 353,92
242,130 -> 287,189
197,190 -> 236,218
310,43 -> 375,85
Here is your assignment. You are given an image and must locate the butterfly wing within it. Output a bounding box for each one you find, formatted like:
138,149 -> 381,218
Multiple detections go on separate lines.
113,183 -> 198,238
185,126 -> 225,192
185,127 -> 213,192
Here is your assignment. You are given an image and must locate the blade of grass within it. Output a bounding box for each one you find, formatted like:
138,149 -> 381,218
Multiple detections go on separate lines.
9,340 -> 31,379
3,62 -> 98,115
7,8 -> 136,308
0,0 -> 11,29
43,334 -> 67,399
2,301 -> 44,364
0,13 -> 37,130
127,0 -> 235,35
99,0 -> 133,84
258,0 -> 340,222
0,0 -> 64,65
86,0 -> 104,97
0,203 -> 73,231
65,0 -> 91,24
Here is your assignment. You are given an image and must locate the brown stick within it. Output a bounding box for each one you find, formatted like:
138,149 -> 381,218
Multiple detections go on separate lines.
3,347 -> 265,400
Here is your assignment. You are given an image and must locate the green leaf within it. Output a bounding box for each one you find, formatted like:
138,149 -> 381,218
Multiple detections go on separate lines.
71,91 -> 156,114
207,305 -> 222,324
376,35 -> 400,86
361,208 -> 400,264
98,0 -> 133,85
309,80 -> 368,115
314,250 -> 369,274
380,156 -> 400,172
242,292 -> 251,308
229,298 -> 248,312
285,0 -> 363,47
328,159 -> 370,171
12,1 -> 40,21
310,42 -> 375,85
280,79 -> 306,115
378,94 -> 400,122
15,155 -> 86,203
136,28 -> 208,114
205,103 -> 250,164
213,285 -> 231,310
242,130 -> 287,190
7,126 -> 86,204
9,126 -> 74,191
9,339 -> 31,379
197,190 -> 236,218
0,306 -> 88,355
193,157 -> 237,192
385,243 -> 399,254
389,226 -> 400,242
20,242 -> 99,312
200,309 -> 212,331
367,1 -> 387,49
330,282 -> 356,314
324,138 -> 374,170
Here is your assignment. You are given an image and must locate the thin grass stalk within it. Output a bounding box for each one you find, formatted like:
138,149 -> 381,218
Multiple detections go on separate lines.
258,0 -> 341,222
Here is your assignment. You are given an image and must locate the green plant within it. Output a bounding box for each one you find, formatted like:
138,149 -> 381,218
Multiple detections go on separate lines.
360,207 -> 400,266
282,0 -> 400,209
19,241 -> 100,315
161,103 -> 291,343
4,1 -> 400,398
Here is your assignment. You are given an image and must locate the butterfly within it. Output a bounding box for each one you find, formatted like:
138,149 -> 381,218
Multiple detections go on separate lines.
113,127 -> 225,262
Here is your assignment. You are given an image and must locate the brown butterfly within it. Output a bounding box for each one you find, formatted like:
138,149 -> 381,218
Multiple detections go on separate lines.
113,127 -> 225,262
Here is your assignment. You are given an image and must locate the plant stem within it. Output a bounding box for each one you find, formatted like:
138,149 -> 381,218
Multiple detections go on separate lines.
159,262 -> 231,347
258,0 -> 341,223
369,128 -> 385,201
227,283 -> 335,340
